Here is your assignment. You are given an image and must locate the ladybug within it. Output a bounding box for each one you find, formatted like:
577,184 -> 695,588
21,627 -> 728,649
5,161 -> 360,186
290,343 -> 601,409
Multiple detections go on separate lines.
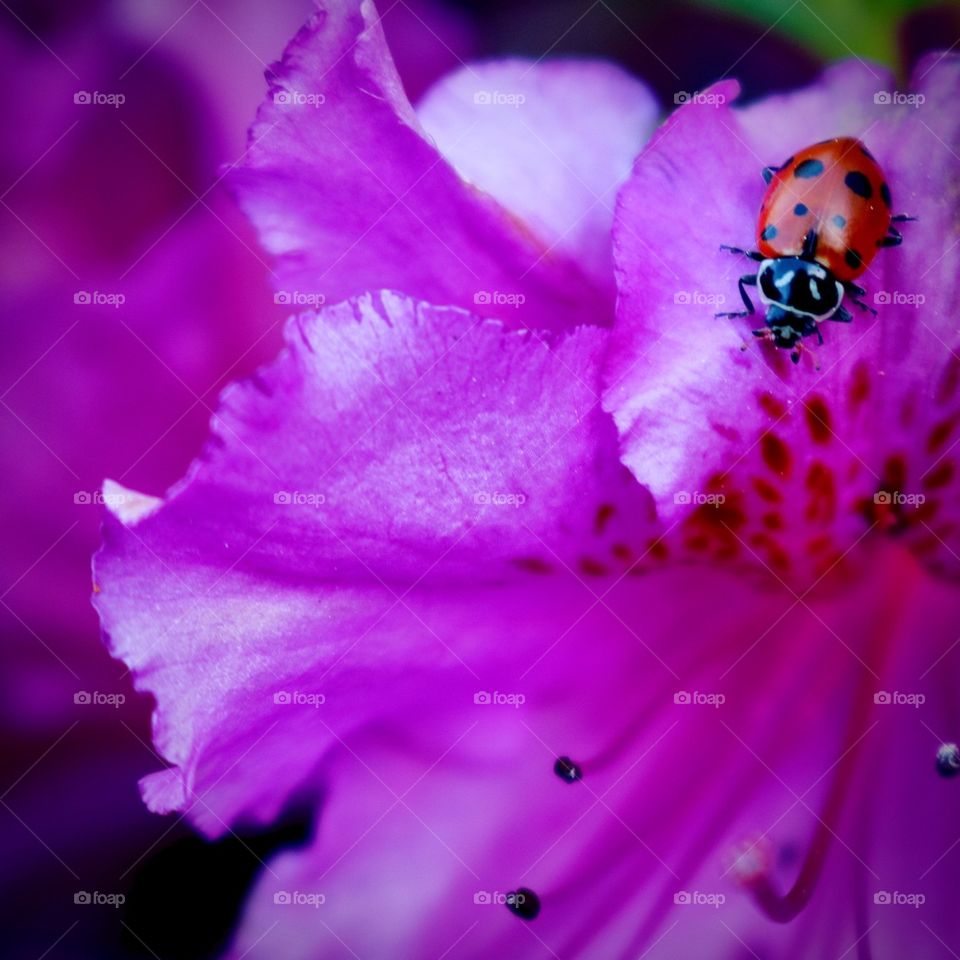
717,137 -> 913,363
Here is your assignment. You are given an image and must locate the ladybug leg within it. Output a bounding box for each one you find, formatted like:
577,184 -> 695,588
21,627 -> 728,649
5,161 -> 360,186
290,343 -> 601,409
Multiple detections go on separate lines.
720,244 -> 764,262
843,282 -> 879,317
851,299 -> 878,317
830,305 -> 854,323
716,274 -> 757,318
878,215 -> 916,248
877,225 -> 904,248
790,341 -> 821,371
761,160 -> 789,184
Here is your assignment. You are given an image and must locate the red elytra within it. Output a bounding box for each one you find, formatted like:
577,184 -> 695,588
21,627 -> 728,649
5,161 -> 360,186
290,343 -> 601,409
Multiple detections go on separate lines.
757,137 -> 893,282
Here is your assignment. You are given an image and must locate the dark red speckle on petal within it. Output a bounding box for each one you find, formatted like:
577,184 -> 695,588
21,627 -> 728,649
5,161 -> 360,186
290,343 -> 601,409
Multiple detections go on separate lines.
611,543 -> 633,561
804,462 -> 837,523
923,461 -> 955,489
803,395 -> 832,444
927,417 -> 957,455
848,360 -> 870,408
935,355 -> 960,405
760,433 -> 791,475
752,477 -> 782,502
757,392 -> 787,419
594,503 -> 615,535
579,556 -> 609,577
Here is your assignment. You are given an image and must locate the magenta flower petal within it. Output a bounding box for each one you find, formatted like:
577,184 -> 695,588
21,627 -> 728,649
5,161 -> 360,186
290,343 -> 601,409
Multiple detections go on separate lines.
230,0 -> 655,329
736,60 -> 895,157
605,57 -> 960,582
94,291 -> 656,833
203,547 -> 960,959
417,59 -> 659,301
89,29 -> 960,958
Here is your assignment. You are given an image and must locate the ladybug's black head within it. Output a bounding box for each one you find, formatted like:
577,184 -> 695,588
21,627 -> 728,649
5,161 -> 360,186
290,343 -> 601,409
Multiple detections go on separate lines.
764,320 -> 803,350
757,257 -> 844,323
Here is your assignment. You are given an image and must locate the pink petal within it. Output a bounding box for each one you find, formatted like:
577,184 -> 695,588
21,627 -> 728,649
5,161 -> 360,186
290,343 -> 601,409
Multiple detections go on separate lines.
94,291 -> 656,834
219,548 -> 960,958
417,59 -> 659,302
605,59 -> 960,584
736,60 -> 895,158
230,0 -> 652,330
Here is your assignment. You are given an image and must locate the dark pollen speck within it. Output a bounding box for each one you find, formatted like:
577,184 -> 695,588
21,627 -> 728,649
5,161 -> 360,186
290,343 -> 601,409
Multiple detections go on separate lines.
506,888 -> 541,921
554,756 -> 583,783
937,743 -> 960,777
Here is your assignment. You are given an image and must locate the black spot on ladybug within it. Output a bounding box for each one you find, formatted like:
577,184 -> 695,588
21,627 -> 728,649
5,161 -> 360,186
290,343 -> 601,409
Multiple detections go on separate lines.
794,203 -> 808,216
859,145 -> 876,160
794,158 -> 824,178
761,225 -> 778,241
832,214 -> 847,229
845,248 -> 863,271
506,889 -> 540,920
880,182 -> 891,208
844,171 -> 872,198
